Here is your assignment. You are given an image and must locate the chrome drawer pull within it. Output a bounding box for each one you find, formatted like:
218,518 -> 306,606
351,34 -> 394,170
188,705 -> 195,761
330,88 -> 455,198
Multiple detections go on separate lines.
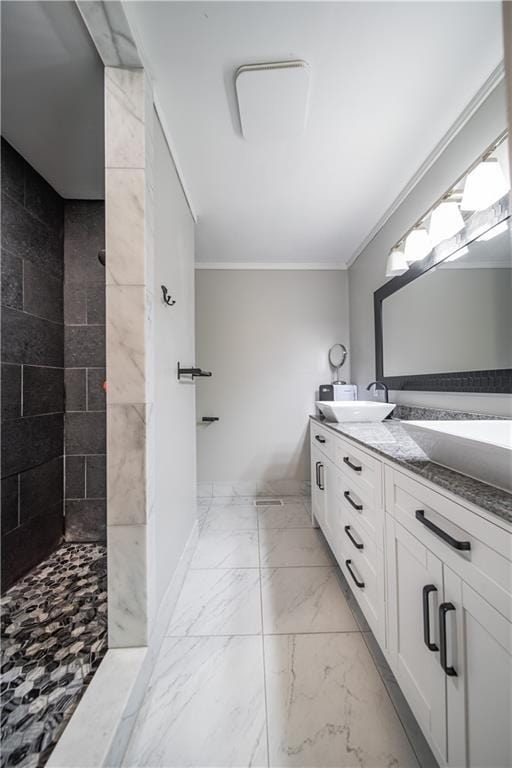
415,510 -> 471,551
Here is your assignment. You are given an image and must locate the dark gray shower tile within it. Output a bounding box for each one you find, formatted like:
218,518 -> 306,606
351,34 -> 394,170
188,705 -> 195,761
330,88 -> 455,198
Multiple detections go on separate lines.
65,368 -> 87,411
64,325 -> 105,367
1,364 -> 21,421
1,475 -> 19,533
19,457 -> 63,523
65,499 -> 106,541
86,284 -> 105,324
64,201 -> 105,284
1,139 -> 25,204
64,282 -> 87,325
65,411 -> 106,455
1,307 -> 64,366
1,413 -> 64,477
1,193 -> 62,279
65,455 -> 85,499
1,503 -> 63,589
23,260 -> 63,323
24,162 -> 64,233
86,455 -> 106,499
87,368 -> 106,411
23,365 -> 64,416
1,250 -> 23,310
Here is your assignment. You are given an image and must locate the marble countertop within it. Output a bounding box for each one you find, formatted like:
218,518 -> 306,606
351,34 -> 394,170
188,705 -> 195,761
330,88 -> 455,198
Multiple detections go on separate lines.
310,415 -> 512,525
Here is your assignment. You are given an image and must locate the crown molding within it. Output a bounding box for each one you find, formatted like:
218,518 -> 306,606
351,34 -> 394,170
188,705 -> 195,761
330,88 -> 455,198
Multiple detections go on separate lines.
194,262 -> 347,270
347,62 -> 506,269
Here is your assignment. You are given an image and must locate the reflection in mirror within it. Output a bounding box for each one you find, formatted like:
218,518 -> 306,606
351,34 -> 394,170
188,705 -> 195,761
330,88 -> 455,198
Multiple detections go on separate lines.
382,218 -> 511,377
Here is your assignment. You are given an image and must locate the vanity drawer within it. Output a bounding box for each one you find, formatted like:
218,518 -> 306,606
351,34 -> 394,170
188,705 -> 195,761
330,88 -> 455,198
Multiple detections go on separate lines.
338,524 -> 385,643
385,466 -> 512,621
335,437 -> 382,508
334,469 -> 383,545
310,422 -> 335,462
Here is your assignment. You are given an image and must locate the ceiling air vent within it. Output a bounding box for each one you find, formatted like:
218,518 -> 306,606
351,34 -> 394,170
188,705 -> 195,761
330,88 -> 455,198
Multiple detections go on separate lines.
235,60 -> 310,141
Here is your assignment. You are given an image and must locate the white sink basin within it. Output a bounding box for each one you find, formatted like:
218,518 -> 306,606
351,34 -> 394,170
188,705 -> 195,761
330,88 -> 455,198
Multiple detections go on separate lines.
403,420 -> 512,491
316,400 -> 396,423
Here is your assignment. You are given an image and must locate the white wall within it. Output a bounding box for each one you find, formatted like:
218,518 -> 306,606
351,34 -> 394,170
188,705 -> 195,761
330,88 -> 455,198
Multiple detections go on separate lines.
195,269 -> 349,490
348,80 -> 512,417
153,113 -> 196,608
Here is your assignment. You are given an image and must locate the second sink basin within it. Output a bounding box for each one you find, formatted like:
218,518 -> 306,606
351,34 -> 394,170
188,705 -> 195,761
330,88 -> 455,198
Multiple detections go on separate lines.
402,420 -> 512,492
316,400 -> 396,423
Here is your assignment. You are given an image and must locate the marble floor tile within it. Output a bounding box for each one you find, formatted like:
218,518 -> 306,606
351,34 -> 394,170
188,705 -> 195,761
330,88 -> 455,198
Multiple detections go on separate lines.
258,501 -> 312,529
167,569 -> 262,636
123,636 -> 268,768
259,528 -> 334,568
261,567 -> 358,634
264,633 -> 419,768
190,529 -> 259,569
202,504 -> 258,531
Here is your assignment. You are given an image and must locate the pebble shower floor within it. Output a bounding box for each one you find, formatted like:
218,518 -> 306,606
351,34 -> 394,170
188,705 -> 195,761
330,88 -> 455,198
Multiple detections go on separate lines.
1,544 -> 107,768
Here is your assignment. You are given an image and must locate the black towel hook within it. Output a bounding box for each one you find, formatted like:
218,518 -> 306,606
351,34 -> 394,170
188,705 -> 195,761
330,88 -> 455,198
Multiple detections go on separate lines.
161,285 -> 176,306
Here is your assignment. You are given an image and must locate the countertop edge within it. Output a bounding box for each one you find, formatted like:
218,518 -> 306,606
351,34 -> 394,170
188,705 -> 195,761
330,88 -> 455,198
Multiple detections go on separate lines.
309,414 -> 512,528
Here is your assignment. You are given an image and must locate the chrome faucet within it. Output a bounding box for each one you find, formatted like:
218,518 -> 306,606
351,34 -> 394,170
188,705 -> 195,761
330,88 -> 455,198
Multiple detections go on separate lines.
367,380 -> 389,403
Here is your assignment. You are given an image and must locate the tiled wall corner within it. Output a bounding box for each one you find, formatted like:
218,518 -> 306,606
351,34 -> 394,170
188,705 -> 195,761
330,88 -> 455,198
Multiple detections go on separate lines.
105,66 -> 155,649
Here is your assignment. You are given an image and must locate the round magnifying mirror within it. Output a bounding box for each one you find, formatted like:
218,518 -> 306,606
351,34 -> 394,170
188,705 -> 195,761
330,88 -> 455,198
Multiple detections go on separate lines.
328,343 -> 347,384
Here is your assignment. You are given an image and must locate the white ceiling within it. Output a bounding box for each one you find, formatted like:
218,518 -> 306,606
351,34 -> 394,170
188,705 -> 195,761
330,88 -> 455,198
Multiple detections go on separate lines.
125,0 -> 504,266
1,1 -> 104,199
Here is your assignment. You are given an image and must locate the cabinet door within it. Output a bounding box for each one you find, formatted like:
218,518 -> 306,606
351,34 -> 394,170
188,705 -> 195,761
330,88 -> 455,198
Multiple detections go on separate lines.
443,566 -> 512,768
310,445 -> 326,530
386,515 -> 447,765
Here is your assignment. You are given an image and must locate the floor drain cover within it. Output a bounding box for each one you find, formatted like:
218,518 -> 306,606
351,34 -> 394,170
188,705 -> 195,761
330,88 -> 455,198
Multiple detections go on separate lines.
254,498 -> 283,507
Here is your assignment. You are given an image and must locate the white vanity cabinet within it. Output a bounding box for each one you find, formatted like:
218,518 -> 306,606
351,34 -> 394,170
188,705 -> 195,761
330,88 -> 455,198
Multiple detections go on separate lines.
386,465 -> 512,768
309,420 -> 512,768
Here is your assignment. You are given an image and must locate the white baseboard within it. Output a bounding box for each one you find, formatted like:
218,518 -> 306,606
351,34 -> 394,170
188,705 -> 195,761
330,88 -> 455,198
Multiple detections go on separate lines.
198,479 -> 310,499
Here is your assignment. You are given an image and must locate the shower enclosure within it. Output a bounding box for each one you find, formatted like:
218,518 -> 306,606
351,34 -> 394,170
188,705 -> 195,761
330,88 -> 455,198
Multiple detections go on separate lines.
1,139 -> 107,764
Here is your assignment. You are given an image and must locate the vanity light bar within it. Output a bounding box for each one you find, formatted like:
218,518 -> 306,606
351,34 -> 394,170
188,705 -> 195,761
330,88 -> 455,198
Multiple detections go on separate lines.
388,130 -> 509,258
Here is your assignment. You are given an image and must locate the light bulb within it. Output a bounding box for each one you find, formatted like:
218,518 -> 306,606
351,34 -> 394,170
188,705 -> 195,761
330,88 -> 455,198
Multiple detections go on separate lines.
428,202 -> 465,246
404,228 -> 432,263
385,248 -> 408,277
461,159 -> 510,211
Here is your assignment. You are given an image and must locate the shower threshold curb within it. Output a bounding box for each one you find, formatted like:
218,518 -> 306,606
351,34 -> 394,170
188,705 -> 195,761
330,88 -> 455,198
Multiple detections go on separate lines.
47,646 -> 148,768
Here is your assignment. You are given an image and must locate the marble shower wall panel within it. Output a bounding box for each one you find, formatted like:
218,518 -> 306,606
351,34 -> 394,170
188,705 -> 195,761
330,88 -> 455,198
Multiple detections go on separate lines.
1,138 -> 65,591
105,67 -> 155,649
64,201 -> 106,542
